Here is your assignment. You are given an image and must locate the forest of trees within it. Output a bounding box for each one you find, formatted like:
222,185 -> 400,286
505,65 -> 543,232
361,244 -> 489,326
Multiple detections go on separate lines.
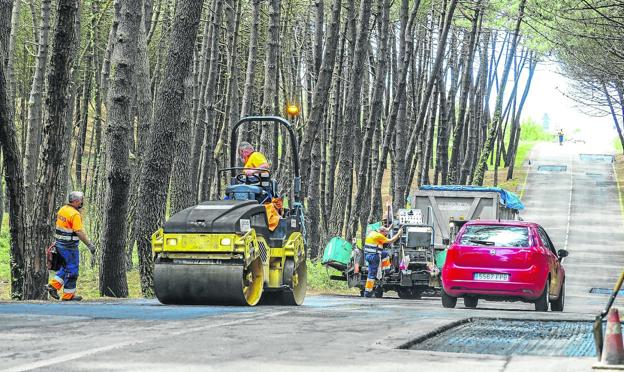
0,0 -> 621,300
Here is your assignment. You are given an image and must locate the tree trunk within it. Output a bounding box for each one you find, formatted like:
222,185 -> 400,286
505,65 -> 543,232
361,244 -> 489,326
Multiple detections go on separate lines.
6,0 -> 20,103
101,9 -> 120,106
76,49 -> 93,187
0,0 -> 9,64
99,0 -> 143,298
259,0 -> 281,163
134,0 -> 203,297
197,0 -> 223,201
391,0 -> 412,212
419,79 -> 440,186
605,83 -> 624,155
507,56 -> 537,180
135,8 -> 153,161
190,3 -> 214,200
24,0 -> 52,207
25,0 -> 80,300
313,0 -> 324,77
170,73 -> 195,215
125,0 -> 156,269
0,15 -> 27,299
239,0 -> 261,132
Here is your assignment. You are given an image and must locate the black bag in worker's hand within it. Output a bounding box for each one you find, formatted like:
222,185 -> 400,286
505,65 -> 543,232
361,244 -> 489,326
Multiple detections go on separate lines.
46,244 -> 64,271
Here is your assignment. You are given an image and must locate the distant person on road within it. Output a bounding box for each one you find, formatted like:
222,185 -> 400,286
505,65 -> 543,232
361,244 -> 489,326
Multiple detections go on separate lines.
47,191 -> 96,301
238,141 -> 270,177
558,129 -> 564,146
363,226 -> 403,297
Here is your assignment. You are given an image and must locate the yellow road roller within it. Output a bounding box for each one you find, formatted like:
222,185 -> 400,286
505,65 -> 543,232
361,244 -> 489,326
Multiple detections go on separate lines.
152,116 -> 307,306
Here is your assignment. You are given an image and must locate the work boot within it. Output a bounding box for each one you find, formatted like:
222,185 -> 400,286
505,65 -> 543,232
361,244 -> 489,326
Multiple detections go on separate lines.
46,284 -> 60,300
61,294 -> 82,302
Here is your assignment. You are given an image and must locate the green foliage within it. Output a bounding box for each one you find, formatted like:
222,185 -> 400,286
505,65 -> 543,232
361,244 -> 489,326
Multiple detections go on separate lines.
0,230 -> 10,300
614,137 -> 623,153
514,141 -> 534,167
75,264 -> 143,299
306,260 -> 357,294
519,119 -> 553,141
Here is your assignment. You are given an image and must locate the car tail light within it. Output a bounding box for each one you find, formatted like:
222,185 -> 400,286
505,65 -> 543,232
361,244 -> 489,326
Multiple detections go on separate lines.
444,245 -> 457,266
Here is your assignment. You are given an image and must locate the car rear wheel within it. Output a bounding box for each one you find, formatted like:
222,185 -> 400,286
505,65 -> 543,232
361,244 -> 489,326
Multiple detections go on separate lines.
464,296 -> 478,309
534,281 -> 550,312
441,289 -> 457,308
550,280 -> 565,312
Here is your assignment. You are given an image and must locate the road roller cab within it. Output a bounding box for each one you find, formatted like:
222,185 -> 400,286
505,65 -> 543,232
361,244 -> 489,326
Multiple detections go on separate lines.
152,116 -> 307,306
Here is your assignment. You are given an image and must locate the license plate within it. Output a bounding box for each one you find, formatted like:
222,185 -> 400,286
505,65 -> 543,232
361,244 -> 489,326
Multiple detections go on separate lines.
474,273 -> 509,281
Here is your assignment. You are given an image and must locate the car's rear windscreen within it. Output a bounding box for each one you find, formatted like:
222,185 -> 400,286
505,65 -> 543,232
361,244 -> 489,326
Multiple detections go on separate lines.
458,226 -> 530,248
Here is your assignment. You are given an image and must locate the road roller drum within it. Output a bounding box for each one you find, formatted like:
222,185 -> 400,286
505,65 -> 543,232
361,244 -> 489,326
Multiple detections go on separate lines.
154,259 -> 264,306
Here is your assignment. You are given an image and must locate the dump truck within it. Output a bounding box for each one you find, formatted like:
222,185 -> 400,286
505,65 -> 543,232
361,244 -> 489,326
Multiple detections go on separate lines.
323,185 -> 523,298
151,116 -> 307,306
412,185 -> 524,268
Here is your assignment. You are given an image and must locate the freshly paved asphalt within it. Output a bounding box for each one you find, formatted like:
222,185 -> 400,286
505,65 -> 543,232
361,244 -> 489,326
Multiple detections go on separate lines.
1,142 -> 623,371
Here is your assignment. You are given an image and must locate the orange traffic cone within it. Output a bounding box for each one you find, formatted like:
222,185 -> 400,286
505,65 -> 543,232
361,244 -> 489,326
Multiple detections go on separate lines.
601,308 -> 624,365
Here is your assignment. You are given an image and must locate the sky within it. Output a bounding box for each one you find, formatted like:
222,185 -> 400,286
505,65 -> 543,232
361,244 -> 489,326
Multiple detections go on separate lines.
520,60 -> 617,150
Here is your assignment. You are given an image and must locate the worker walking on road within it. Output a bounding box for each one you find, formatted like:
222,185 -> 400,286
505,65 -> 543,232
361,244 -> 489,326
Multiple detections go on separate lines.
558,129 -> 564,146
238,141 -> 270,176
363,226 -> 403,297
46,191 -> 96,301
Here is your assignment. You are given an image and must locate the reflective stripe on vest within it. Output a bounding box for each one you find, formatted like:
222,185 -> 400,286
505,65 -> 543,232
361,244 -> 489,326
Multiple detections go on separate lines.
364,245 -> 381,254
55,234 -> 80,241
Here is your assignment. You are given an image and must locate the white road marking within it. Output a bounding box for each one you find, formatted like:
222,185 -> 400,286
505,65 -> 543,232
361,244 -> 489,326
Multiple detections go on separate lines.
3,310 -> 290,372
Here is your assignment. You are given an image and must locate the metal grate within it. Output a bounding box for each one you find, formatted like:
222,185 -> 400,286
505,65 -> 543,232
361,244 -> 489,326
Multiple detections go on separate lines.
537,165 -> 567,172
590,288 -> 624,295
595,181 -> 614,188
258,241 -> 268,263
401,318 -> 596,357
586,172 -> 605,179
580,154 -> 614,163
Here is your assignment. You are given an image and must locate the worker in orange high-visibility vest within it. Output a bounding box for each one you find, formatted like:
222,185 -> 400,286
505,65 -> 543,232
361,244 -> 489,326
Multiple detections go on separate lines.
46,191 -> 96,301
363,225 -> 403,297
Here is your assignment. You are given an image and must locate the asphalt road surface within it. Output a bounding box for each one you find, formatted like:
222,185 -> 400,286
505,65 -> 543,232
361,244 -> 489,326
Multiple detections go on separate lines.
2,142 -> 623,372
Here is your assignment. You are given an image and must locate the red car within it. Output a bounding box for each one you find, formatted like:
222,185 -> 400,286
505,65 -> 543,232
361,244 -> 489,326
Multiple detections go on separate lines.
441,220 -> 567,311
